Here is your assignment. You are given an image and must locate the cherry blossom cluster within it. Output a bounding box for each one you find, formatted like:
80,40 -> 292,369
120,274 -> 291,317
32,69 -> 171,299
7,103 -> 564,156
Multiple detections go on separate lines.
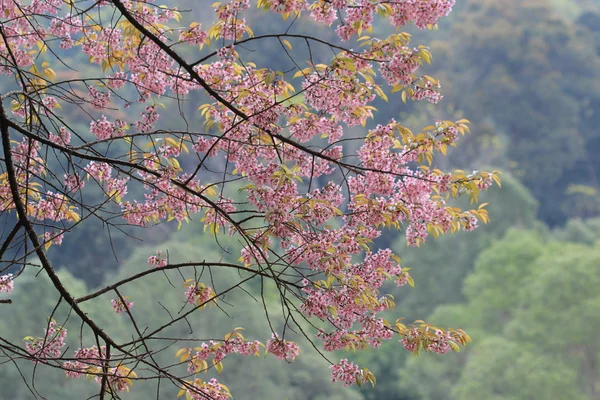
25,320 -> 67,359
63,173 -> 85,192
330,358 -> 373,387
214,0 -> 251,40
182,378 -> 232,400
335,1 -> 376,41
120,175 -> 205,227
111,297 -> 134,313
179,22 -> 209,46
102,365 -> 136,393
49,126 -> 72,146
84,161 -> 129,202
43,231 -> 64,248
425,329 -> 453,354
90,116 -> 128,140
0,273 -> 14,294
0,11 -> 45,72
49,13 -> 84,49
260,0 -> 306,14
88,86 -> 111,109
40,96 -> 61,114
0,138 -> 80,226
134,106 -> 160,133
396,321 -> 471,356
184,281 -> 216,307
201,197 -> 237,235
239,235 -> 272,266
309,1 -> 337,25
308,0 -> 456,41
10,138 -> 45,176
412,80 -> 443,104
147,250 -> 168,267
182,337 -> 262,374
389,0 -> 456,29
266,333 -> 300,361
22,191 -> 79,226
288,114 -> 344,144
80,25 -> 123,64
63,346 -> 137,392
380,46 -> 422,87
63,346 -> 105,378
302,70 -> 376,127
300,249 -> 402,352
477,173 -> 495,190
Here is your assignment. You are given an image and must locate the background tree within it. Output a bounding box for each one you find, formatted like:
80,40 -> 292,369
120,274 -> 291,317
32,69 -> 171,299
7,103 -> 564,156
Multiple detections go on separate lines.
419,0 -> 600,226
399,227 -> 600,400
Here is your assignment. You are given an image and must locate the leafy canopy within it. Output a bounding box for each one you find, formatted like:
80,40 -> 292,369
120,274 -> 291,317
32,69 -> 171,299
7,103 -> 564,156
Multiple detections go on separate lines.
0,0 -> 498,398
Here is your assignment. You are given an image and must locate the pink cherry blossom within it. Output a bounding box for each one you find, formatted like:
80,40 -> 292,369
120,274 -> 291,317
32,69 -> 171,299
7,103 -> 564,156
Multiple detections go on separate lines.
266,333 -> 300,361
25,320 -> 67,359
111,297 -> 134,313
0,274 -> 14,294
330,359 -> 368,387
148,250 -> 168,267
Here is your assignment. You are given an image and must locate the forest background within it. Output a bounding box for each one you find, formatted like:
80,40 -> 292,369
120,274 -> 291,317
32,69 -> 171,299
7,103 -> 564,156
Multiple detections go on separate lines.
2,0 -> 600,399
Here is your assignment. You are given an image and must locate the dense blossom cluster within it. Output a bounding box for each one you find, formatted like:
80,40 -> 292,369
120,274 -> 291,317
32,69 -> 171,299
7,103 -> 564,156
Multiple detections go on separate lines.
84,161 -> 129,202
266,333 -> 300,361
63,346 -> 137,392
2,0 -> 497,397
24,320 -> 67,359
330,358 -> 371,386
331,0 -> 455,40
179,22 -> 209,46
63,346 -> 105,379
49,126 -> 71,146
177,330 -> 267,398
88,86 -> 111,109
43,231 -> 64,248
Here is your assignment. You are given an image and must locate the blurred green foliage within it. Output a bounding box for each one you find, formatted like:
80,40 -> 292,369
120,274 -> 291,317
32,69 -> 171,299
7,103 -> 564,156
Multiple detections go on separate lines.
399,225 -> 600,400
421,0 -> 600,226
